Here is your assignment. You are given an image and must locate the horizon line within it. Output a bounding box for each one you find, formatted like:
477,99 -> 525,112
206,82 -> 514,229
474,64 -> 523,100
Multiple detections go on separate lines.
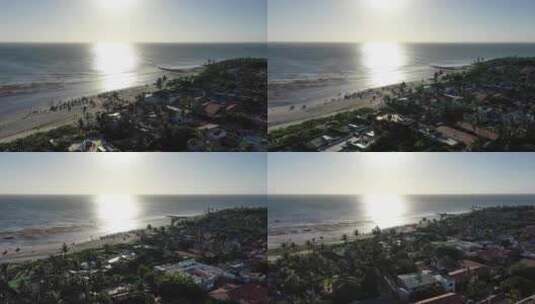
0,41 -> 267,44
0,192 -> 535,197
268,193 -> 535,196
267,40 -> 535,44
0,193 -> 267,196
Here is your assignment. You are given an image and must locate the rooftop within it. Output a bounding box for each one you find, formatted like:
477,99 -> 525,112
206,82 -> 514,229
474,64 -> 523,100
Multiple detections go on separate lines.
415,293 -> 463,304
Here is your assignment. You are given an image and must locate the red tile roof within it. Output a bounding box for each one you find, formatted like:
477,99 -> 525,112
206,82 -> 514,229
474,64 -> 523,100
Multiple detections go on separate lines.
229,283 -> 268,304
436,126 -> 478,147
203,102 -> 225,118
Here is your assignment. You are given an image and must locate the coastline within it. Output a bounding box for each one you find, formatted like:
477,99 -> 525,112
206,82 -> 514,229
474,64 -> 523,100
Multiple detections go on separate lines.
268,81 -> 424,132
0,230 -> 141,264
268,65 -> 469,132
0,68 -> 201,143
268,210 -> 472,256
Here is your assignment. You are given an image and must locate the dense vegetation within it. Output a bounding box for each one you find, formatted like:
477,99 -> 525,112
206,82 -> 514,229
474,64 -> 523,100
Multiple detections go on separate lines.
270,57 -> 535,152
0,58 -> 267,152
270,207 -> 535,303
0,208 -> 267,304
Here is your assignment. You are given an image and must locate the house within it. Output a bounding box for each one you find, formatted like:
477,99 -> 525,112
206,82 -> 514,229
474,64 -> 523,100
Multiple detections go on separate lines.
154,260 -> 235,291
436,126 -> 478,147
456,122 -> 499,141
208,284 -> 239,302
397,272 -> 441,299
347,135 -> 375,150
145,91 -> 170,104
477,248 -> 511,263
306,135 -> 339,151
106,285 -> 132,302
203,102 -> 225,118
415,293 -> 463,304
166,105 -> 191,124
377,114 -> 415,126
68,139 -> 117,152
448,260 -> 488,285
434,275 -> 456,292
228,283 -> 268,304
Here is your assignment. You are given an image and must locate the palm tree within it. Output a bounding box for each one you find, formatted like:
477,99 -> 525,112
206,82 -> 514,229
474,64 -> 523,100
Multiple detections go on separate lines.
156,78 -> 163,90
62,243 -> 69,256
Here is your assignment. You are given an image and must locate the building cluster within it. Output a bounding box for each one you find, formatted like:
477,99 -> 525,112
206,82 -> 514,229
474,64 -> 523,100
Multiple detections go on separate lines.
273,59 -> 535,152
2,209 -> 267,304
154,259 -> 267,303
389,219 -> 535,304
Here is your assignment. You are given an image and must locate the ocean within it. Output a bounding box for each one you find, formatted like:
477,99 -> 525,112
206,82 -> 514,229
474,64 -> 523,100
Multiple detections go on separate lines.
268,43 -> 535,108
0,43 -> 266,118
0,195 -> 267,251
268,194 -> 535,248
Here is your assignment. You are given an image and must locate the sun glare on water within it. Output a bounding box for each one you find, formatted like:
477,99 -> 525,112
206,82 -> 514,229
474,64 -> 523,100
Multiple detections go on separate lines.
362,194 -> 407,229
92,42 -> 140,91
94,194 -> 141,234
361,42 -> 407,87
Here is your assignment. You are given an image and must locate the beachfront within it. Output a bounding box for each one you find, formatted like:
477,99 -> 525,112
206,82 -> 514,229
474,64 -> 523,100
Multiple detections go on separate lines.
268,81 -> 417,131
270,206 -> 535,304
270,57 -> 535,152
0,58 -> 268,152
1,208 -> 268,304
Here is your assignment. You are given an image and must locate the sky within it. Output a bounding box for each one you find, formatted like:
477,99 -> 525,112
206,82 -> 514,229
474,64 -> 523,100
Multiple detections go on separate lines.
268,0 -> 535,43
268,153 -> 535,195
0,153 -> 267,195
0,0 -> 266,43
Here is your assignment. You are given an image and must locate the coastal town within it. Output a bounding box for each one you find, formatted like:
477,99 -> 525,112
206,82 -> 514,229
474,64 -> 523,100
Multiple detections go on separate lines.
0,208 -> 268,304
0,58 -> 267,152
269,57 -> 535,152
269,206 -> 535,304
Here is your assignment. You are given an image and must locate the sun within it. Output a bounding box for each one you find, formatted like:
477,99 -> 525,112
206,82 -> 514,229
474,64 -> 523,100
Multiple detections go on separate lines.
97,0 -> 138,11
369,0 -> 390,10
367,0 -> 405,12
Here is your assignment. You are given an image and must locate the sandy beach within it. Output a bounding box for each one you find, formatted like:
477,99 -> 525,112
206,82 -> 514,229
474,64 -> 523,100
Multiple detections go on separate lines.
0,69 -> 201,143
268,81 -> 422,132
0,230 -> 141,264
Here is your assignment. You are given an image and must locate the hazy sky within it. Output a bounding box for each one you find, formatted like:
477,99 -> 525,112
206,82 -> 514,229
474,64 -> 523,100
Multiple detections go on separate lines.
269,0 -> 535,43
0,153 -> 266,195
0,0 -> 266,43
268,153 -> 535,195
